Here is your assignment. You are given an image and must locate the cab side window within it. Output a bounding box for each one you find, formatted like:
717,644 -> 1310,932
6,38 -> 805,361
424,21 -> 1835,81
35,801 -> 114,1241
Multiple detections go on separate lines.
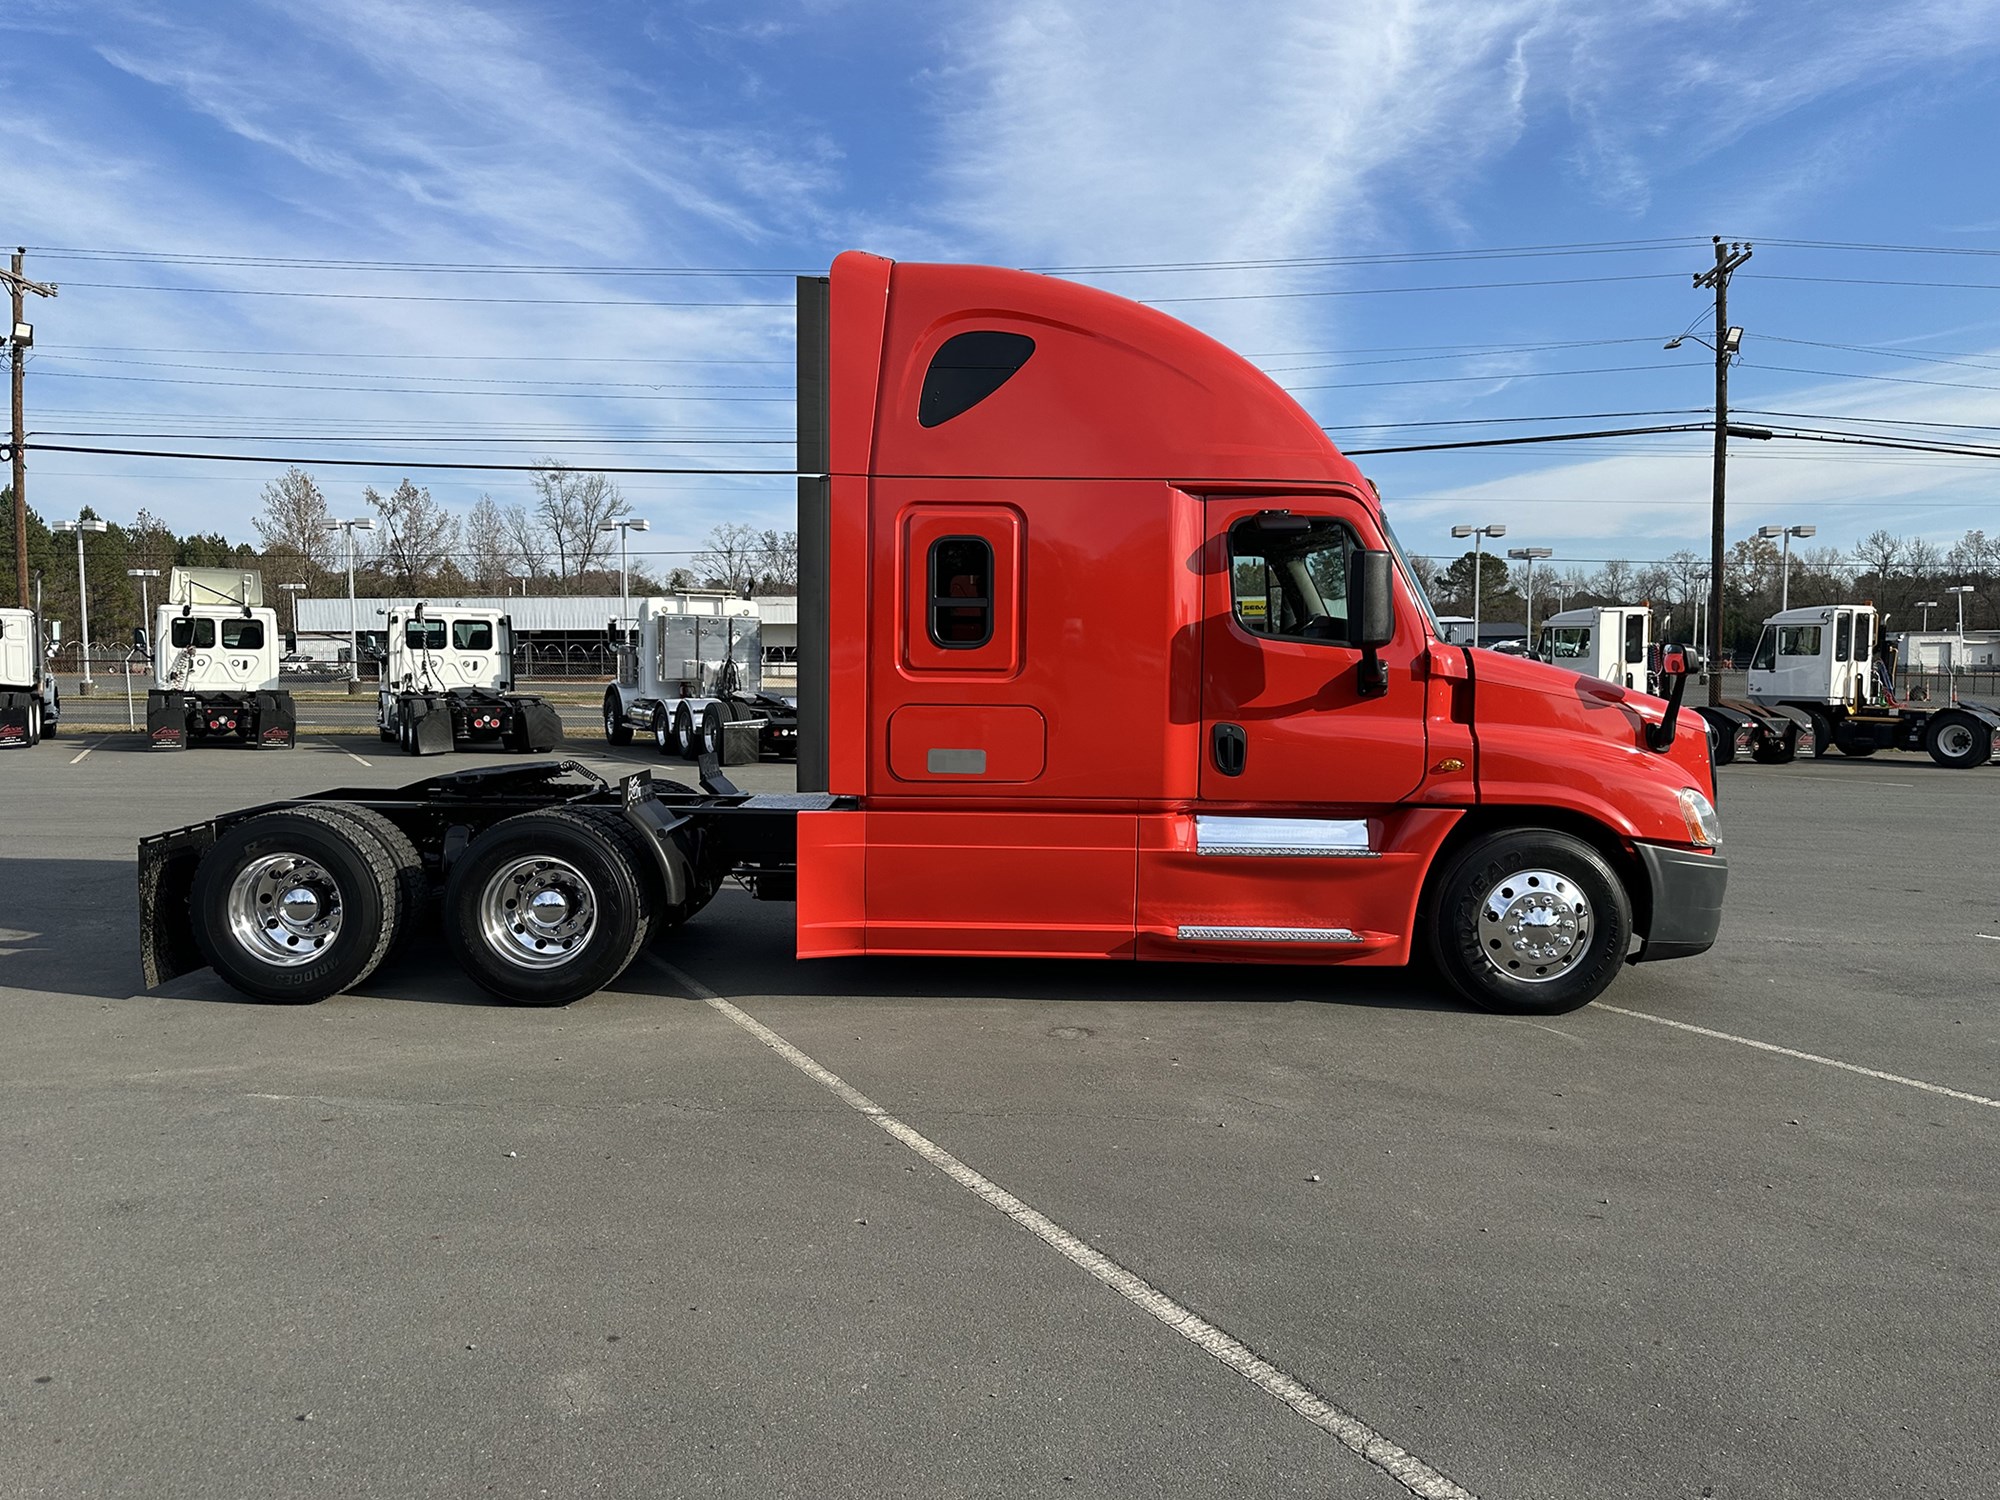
928,537 -> 993,649
221,618 -> 263,650
1750,628 -> 1777,672
1834,614 -> 1851,662
1227,516 -> 1355,644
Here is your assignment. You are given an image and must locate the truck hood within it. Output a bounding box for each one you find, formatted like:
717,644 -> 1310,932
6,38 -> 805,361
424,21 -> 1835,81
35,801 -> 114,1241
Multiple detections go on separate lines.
1467,647 -> 1718,833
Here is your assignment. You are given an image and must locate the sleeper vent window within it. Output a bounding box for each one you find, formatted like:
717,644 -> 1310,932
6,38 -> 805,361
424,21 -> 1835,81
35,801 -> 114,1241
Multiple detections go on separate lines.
919,332 -> 1035,428
929,537 -> 994,648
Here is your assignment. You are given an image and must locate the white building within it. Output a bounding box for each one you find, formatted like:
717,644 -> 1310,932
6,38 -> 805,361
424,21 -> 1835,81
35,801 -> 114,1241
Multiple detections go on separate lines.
1892,630 -> 2000,672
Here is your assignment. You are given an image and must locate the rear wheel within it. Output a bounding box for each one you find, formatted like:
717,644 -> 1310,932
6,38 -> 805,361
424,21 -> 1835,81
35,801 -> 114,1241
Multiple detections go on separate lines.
1804,708 -> 1834,759
190,808 -> 400,1002
1426,829 -> 1632,1015
673,704 -> 696,759
1837,737 -> 1877,758
26,701 -> 41,746
700,703 -> 726,759
602,688 -> 633,746
443,810 -> 648,1005
1927,711 -> 1991,769
651,706 -> 672,755
1750,723 -> 1796,764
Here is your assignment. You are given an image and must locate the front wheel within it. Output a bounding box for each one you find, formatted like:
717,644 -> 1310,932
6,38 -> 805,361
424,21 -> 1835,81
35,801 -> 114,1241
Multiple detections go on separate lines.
602,689 -> 633,746
1426,829 -> 1633,1015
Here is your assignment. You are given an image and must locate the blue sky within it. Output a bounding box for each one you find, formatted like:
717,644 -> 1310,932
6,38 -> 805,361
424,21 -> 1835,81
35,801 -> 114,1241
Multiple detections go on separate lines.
5,0 -> 2000,581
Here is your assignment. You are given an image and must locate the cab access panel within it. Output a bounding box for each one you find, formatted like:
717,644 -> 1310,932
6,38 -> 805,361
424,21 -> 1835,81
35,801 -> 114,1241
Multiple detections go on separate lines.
795,480 -> 1459,966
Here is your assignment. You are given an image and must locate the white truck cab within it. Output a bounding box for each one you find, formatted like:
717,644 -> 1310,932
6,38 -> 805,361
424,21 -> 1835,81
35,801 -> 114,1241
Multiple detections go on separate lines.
154,605 -> 283,693
381,607 -> 513,696
0,607 -> 60,746
1537,606 -> 1653,690
1746,604 -> 1877,707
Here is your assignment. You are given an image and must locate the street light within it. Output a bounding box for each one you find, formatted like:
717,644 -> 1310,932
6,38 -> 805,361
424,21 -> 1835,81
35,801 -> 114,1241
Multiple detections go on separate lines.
53,516 -> 109,690
1948,584 -> 1975,638
597,517 -> 651,636
1915,599 -> 1939,632
1756,523 -> 1816,613
279,581 -> 306,647
1507,546 -> 1553,643
1451,523 -> 1506,645
324,517 -> 376,684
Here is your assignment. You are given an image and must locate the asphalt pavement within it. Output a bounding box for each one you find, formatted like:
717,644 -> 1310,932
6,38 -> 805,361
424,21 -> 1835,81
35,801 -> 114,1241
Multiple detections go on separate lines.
1,728 -> 1995,1499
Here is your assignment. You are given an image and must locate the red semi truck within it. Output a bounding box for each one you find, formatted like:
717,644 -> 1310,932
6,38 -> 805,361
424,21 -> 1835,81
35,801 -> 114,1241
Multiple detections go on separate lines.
138,252 -> 1725,1016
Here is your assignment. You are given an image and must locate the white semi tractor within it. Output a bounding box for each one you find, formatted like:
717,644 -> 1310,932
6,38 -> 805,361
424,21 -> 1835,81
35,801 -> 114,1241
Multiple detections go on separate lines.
147,568 -> 296,750
602,595 -> 798,762
1746,603 -> 1998,769
375,604 -> 563,756
0,607 -> 60,747
1537,604 -> 1813,765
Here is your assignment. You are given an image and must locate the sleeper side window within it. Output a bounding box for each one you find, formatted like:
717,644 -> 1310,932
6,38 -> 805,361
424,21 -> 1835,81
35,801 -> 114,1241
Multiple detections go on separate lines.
221,618 -> 263,650
919,332 -> 1035,428
452,619 -> 493,651
1227,516 -> 1356,644
928,537 -> 993,649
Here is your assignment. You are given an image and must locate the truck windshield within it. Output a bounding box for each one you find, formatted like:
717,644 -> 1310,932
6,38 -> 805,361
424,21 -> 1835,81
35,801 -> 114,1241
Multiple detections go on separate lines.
1379,514 -> 1444,639
1542,626 -> 1591,661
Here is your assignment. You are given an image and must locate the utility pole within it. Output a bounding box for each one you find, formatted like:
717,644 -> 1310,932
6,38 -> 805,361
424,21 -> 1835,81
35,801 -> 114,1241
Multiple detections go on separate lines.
1691,236 -> 1750,702
5,249 -> 60,609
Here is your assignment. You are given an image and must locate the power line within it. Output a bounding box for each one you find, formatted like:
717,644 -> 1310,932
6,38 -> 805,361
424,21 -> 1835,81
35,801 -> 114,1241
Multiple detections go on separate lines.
55,281 -> 791,307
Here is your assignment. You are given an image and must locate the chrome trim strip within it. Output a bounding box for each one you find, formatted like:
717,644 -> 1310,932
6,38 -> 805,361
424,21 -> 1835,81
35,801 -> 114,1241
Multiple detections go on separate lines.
1175,925 -> 1365,944
1194,815 -> 1374,857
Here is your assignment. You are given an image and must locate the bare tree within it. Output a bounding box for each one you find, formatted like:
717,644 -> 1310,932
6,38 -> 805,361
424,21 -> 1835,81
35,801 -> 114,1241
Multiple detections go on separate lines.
694,522 -> 763,594
465,494 -> 514,594
365,478 -> 461,593
530,462 -> 630,584
252,467 -> 336,570
754,528 -> 799,593
499,503 -> 550,588
1851,529 -> 1902,589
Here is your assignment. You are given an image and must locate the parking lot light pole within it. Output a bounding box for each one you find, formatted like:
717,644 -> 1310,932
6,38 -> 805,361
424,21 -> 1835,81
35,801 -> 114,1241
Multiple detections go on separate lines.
1451,522 -> 1506,645
1915,599 -> 1938,632
53,516 -> 108,691
1507,546 -> 1552,644
1756,524 -> 1816,613
325,518 -> 376,684
279,581 -> 306,653
1948,584 -> 1974,638
598,517 -> 650,639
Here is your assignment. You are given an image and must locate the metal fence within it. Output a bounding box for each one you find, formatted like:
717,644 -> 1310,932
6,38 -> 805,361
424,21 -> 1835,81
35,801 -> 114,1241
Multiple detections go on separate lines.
1896,670 -> 2000,704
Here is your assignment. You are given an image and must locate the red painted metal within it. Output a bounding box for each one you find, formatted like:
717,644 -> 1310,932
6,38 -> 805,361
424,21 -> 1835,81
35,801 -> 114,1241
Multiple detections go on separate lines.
801,253 -> 1721,963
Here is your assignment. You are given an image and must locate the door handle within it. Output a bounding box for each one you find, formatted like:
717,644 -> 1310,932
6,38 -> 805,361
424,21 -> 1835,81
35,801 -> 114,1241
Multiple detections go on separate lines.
1212,722 -> 1247,777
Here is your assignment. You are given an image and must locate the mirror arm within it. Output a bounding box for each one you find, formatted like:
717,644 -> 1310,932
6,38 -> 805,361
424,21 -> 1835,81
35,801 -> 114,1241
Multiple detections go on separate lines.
1357,645 -> 1389,699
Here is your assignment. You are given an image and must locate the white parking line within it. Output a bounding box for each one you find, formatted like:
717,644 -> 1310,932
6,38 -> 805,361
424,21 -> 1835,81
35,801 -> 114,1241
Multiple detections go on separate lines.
67,737 -> 106,765
1595,1004 -> 2000,1110
643,954 -> 1477,1500
321,739 -> 371,767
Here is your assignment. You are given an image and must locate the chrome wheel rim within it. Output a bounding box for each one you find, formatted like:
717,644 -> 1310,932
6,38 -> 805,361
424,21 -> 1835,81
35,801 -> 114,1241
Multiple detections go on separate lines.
603,709 -> 618,741
1938,723 -> 1974,759
654,716 -> 670,750
477,856 -> 598,970
1476,868 -> 1591,984
228,853 -> 344,967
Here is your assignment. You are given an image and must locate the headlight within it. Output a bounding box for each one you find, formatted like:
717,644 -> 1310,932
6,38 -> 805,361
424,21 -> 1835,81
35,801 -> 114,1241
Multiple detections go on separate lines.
1678,787 -> 1722,849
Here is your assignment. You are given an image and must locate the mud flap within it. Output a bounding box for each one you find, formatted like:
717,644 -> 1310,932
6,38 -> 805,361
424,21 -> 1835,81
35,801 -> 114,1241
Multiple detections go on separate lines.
510,697 -> 565,753
409,696 -> 457,755
253,690 -> 297,749
0,691 -> 29,747
147,690 -> 189,750
138,823 -> 215,986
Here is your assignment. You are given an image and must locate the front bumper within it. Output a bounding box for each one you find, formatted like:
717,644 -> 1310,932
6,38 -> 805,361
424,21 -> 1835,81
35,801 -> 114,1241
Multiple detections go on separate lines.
1631,842 -> 1727,963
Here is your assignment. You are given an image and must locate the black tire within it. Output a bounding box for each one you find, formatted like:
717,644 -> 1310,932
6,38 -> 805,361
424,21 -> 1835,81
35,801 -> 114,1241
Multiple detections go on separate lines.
551,805 -> 685,946
190,807 -> 399,1002
602,688 -> 633,746
1836,739 -> 1876,758
443,809 -> 648,1005
701,703 -> 726,759
379,724 -> 396,743
1804,708 -> 1834,759
1709,724 -> 1736,766
1926,711 -> 1991,769
313,803 -> 429,945
651,706 -> 672,756
673,704 -> 697,759
1425,829 -> 1633,1016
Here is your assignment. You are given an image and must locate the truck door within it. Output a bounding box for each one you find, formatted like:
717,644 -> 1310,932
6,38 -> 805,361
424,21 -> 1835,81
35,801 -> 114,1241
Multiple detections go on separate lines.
1200,497 -> 1428,806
